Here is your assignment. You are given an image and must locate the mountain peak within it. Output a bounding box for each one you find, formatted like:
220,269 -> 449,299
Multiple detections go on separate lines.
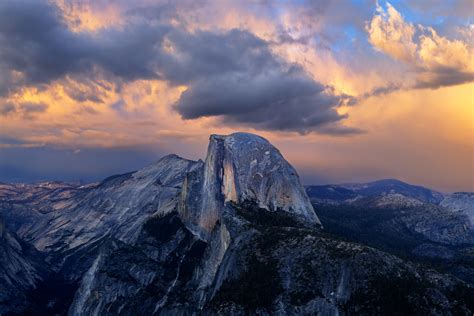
210,131 -> 269,143
179,132 -> 320,237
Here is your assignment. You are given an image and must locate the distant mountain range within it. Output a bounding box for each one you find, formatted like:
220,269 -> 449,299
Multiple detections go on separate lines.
0,133 -> 473,315
306,180 -> 474,285
307,178 -> 445,204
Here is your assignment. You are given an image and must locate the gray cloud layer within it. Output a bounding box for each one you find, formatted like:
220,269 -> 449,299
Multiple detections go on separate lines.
170,30 -> 353,134
0,0 -> 354,134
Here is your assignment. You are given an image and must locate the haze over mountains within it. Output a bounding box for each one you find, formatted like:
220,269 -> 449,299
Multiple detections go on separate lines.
0,133 -> 473,315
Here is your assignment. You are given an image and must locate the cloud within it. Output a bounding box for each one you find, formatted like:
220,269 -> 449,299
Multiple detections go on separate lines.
366,2 -> 417,63
0,103 -> 16,115
0,0 -> 357,135
0,135 -> 43,148
366,2 -> 474,89
0,101 -> 48,118
0,0 -> 169,93
0,0 -> 471,192
175,65 -> 348,134
19,102 -> 48,113
169,29 -> 354,134
0,0 -> 86,89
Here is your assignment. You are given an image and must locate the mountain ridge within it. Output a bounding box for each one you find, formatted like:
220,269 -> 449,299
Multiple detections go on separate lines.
0,132 -> 472,315
306,178 -> 445,204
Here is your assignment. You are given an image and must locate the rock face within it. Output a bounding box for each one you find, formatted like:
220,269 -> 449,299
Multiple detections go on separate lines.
0,215 -> 44,315
179,133 -> 320,238
207,205 -> 473,315
0,133 -> 473,315
23,154 -> 201,254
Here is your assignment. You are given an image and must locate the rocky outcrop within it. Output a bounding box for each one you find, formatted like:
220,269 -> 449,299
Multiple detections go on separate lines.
178,133 -> 320,238
2,133 -> 317,253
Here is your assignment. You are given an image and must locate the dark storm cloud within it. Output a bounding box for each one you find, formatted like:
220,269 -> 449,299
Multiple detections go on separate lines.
175,65 -> 347,134
65,88 -> 104,103
167,30 -> 351,134
0,0 -> 169,93
157,29 -> 277,85
0,0 -> 355,134
0,0 -> 85,88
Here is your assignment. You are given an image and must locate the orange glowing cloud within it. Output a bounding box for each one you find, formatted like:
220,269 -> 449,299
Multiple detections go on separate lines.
367,2 -> 474,88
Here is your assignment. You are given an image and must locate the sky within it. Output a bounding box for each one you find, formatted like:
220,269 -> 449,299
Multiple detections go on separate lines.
0,0 -> 473,192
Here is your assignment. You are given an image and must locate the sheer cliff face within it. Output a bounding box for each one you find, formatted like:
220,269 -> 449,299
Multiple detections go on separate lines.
179,133 -> 320,237
213,133 -> 319,221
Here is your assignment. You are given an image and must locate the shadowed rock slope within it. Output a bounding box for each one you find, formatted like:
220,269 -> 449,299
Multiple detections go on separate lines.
0,215 -> 45,315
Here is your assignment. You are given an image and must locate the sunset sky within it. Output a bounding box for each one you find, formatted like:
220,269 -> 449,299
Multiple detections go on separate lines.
0,0 -> 473,192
